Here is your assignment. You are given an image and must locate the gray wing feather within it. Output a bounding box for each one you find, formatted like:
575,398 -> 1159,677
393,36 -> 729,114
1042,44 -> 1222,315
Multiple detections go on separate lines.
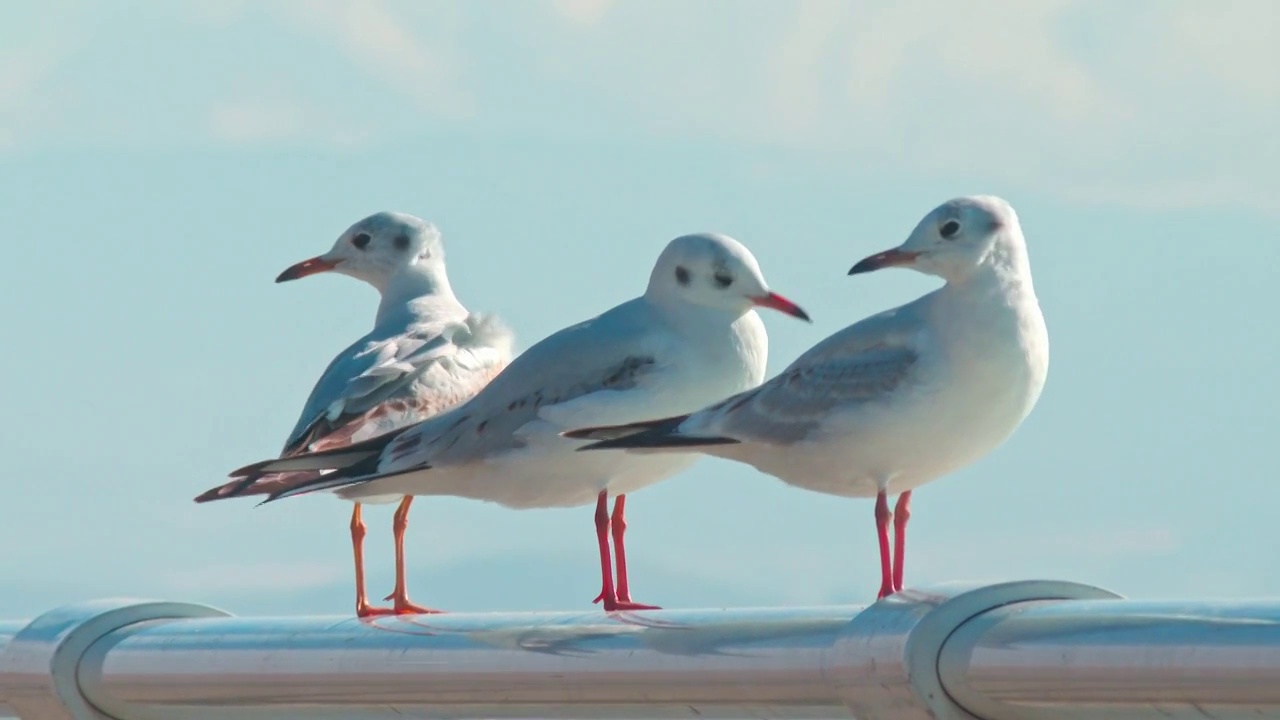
708,344 -> 918,444
374,302 -> 675,472
283,318 -> 474,455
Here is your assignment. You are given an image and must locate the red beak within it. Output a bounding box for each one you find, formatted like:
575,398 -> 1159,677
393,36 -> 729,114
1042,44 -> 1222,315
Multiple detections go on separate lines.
276,256 -> 340,283
848,248 -> 919,275
749,291 -> 811,322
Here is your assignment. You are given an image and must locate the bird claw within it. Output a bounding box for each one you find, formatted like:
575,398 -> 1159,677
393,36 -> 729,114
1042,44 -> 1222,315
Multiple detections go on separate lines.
356,603 -> 398,618
395,603 -> 444,616
378,591 -> 443,615
604,600 -> 662,612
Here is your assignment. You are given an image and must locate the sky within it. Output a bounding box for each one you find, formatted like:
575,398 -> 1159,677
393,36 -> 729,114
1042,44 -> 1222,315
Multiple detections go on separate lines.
2,0 -> 1279,620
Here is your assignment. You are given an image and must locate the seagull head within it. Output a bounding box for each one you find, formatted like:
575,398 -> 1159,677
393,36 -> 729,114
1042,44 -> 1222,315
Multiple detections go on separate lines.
849,195 -> 1023,282
276,211 -> 446,292
646,232 -> 810,322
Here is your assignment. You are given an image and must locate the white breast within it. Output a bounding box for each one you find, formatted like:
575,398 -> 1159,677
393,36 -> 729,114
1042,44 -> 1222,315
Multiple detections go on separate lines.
723,288 -> 1047,499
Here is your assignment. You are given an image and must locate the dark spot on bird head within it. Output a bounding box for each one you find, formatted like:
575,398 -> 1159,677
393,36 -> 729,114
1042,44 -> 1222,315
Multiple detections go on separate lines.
675,266 -> 691,286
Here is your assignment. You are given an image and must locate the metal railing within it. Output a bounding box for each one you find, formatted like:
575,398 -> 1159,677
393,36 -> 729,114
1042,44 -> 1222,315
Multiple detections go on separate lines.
3,580 -> 1279,720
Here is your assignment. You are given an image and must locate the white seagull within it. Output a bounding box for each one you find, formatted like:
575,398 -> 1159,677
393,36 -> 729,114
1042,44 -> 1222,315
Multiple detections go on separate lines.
195,211 -> 514,617
223,232 -> 811,611
566,196 -> 1049,599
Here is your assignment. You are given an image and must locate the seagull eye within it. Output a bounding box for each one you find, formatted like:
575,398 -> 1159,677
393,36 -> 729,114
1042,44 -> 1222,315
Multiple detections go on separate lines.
393,234 -> 410,250
674,266 -> 691,286
940,220 -> 961,239
713,272 -> 734,289
352,233 -> 372,250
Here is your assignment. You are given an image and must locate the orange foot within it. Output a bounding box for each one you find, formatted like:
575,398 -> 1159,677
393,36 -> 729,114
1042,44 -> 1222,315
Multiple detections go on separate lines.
605,600 -> 661,611
356,602 -> 398,618
595,594 -> 661,611
382,592 -> 444,615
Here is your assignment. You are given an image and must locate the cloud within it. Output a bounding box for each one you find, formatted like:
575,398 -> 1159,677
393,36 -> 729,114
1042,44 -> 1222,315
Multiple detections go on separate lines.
0,0 -> 472,152
551,0 -> 614,27
208,98 -> 307,144
182,0 -> 253,27
208,96 -> 370,147
0,8 -> 89,151
1,0 -> 1275,211
529,0 -> 1279,212
764,0 -> 850,138
268,0 -> 473,120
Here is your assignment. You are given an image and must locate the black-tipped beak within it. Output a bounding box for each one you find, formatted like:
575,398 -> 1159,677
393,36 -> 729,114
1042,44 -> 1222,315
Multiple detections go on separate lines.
276,255 -> 340,283
749,291 -> 812,322
848,248 -> 919,275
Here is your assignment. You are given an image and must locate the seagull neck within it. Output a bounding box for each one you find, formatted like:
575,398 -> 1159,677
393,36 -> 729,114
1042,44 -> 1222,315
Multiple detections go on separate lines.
375,264 -> 456,327
645,294 -> 742,331
948,239 -> 1036,300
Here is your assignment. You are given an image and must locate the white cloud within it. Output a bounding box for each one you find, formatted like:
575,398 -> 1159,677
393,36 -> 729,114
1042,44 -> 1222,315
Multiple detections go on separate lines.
1158,2 -> 1280,106
551,0 -> 614,27
526,0 -> 1278,212
182,0 -> 252,27
0,16 -> 86,151
1,0 -> 1275,211
765,0 -> 850,138
208,95 -> 370,147
268,0 -> 473,120
209,98 -> 306,144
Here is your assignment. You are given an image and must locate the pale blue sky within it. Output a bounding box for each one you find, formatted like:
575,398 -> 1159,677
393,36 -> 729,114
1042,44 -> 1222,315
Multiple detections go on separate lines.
3,0 -> 1278,618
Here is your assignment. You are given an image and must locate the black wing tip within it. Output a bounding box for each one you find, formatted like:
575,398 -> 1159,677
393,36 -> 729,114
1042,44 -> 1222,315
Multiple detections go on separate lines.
577,434 -> 740,452
258,452 -> 410,505
193,475 -> 262,503
561,426 -> 607,440
562,412 -> 693,443
227,459 -> 273,478
192,488 -> 224,504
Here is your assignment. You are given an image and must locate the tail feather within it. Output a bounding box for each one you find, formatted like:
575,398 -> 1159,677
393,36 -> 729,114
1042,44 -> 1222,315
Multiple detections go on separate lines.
193,469 -> 326,503
196,429 -> 403,505
258,453 -> 385,504
564,414 -> 740,452
561,413 -> 689,441
259,459 -> 425,505
227,449 -> 379,478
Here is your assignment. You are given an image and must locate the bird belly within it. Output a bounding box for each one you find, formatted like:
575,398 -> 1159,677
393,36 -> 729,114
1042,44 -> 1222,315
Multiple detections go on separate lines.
336,441 -> 696,509
727,366 -> 1037,499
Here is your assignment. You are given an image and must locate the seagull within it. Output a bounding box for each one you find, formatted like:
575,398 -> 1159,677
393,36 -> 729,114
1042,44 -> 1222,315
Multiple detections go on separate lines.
222,232 -> 811,611
565,196 -> 1049,600
194,211 -> 514,617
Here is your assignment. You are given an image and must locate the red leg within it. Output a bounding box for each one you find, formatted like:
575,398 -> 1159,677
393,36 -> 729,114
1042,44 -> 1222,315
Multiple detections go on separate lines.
611,495 -> 660,610
381,497 -> 443,615
892,491 -> 912,592
590,491 -> 658,612
351,504 -> 394,617
591,491 -> 617,607
874,491 -> 895,600
611,496 -> 632,601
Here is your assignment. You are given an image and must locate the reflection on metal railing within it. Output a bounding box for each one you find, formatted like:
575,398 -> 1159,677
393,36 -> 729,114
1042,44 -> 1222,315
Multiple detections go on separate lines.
3,580 -> 1280,720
